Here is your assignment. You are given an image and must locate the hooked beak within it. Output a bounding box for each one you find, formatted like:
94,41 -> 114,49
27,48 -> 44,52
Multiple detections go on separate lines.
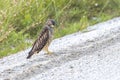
51,25 -> 55,28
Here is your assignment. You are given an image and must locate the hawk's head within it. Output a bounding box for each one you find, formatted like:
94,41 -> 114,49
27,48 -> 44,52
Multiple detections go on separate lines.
46,19 -> 56,28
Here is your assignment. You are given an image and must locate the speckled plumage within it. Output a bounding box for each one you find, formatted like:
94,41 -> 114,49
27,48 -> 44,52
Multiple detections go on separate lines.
27,19 -> 55,59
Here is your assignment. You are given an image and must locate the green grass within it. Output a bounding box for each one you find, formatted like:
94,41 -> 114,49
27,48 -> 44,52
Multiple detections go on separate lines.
0,0 -> 120,58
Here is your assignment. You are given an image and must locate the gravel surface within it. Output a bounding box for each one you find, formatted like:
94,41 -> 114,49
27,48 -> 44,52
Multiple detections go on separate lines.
0,17 -> 120,80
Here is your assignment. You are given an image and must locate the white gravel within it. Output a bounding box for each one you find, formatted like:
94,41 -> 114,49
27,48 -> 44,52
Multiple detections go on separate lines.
0,17 -> 120,80
32,42 -> 120,80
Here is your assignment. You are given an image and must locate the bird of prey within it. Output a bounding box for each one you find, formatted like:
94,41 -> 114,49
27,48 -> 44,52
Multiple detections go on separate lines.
27,19 -> 56,59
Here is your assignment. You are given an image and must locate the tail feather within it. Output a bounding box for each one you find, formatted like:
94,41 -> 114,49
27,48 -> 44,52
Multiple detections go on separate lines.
27,51 -> 34,59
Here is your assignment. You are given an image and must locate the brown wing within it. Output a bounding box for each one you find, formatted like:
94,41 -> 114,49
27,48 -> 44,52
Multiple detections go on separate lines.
27,26 -> 49,59
33,26 -> 49,52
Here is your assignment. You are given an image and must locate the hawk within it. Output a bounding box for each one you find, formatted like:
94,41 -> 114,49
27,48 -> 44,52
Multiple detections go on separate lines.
27,19 -> 56,59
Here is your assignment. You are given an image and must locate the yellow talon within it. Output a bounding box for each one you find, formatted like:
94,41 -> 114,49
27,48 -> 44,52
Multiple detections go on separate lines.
43,43 -> 53,55
47,50 -> 52,55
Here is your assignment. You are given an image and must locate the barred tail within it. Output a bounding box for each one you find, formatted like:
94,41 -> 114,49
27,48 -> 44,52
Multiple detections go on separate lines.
26,51 -> 34,59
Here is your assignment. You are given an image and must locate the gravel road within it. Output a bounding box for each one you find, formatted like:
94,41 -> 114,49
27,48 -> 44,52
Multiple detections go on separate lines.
0,17 -> 120,80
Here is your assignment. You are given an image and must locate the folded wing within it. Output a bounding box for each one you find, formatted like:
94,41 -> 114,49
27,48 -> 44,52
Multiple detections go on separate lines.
27,26 -> 49,59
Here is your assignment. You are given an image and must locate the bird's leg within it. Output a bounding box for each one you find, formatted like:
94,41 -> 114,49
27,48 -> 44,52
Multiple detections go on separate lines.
43,44 -> 52,55
47,48 -> 52,55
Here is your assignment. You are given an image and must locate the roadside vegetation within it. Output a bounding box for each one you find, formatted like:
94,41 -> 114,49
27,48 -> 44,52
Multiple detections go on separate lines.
0,0 -> 120,58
